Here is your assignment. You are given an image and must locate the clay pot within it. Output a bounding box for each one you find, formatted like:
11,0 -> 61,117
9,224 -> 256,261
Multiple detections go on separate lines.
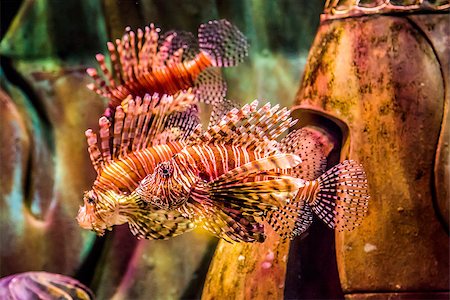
294,11 -> 449,298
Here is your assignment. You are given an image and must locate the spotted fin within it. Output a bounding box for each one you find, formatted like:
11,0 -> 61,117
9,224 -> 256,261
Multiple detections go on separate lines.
160,30 -> 199,60
163,104 -> 200,142
309,160 -> 369,231
85,91 -> 198,174
198,19 -> 248,67
208,97 -> 239,128
265,127 -> 328,238
266,160 -> 369,238
194,68 -> 227,106
266,186 -> 314,239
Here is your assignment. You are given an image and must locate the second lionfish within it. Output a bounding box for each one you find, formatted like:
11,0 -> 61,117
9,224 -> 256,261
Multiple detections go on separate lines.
86,19 -> 248,118
77,97 -> 369,242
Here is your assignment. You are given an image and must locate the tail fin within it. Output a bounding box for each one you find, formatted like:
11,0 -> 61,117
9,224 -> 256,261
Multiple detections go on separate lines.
310,160 -> 369,231
198,19 -> 248,67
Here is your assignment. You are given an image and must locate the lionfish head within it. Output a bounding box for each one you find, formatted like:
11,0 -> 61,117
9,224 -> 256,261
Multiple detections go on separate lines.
136,160 -> 191,210
76,189 -> 129,236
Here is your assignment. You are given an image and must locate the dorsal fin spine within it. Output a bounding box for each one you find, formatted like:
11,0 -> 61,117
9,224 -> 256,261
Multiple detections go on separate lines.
85,129 -> 103,173
136,94 -> 153,150
99,117 -> 112,163
113,106 -> 125,159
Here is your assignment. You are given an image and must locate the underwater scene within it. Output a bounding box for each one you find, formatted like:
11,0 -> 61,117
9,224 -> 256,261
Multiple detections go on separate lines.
0,0 -> 448,299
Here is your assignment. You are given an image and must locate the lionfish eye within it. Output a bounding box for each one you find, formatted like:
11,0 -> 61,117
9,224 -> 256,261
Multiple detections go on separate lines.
158,162 -> 173,178
84,191 -> 96,205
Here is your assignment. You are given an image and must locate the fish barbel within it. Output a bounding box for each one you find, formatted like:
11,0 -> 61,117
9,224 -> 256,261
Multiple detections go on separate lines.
133,101 -> 370,242
86,19 -> 248,113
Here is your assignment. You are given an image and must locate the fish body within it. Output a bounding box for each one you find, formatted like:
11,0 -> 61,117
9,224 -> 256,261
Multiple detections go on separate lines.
136,144 -> 299,208
94,141 -> 184,193
77,94 -> 369,242
87,19 -> 248,110
133,100 -> 369,242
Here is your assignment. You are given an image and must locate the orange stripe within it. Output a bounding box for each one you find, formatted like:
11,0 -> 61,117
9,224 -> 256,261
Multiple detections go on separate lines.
94,142 -> 182,192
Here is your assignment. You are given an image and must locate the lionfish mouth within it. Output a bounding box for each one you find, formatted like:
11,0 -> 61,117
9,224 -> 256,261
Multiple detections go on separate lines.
76,206 -> 92,228
76,205 -> 106,235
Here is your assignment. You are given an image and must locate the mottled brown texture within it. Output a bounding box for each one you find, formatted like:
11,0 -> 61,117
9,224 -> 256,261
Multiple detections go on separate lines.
406,14 -> 450,230
202,226 -> 289,300
294,14 -> 449,293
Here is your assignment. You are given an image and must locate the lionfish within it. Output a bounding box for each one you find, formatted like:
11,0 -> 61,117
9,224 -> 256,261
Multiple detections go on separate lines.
77,91 -> 200,239
131,101 -> 370,242
86,19 -> 248,117
77,97 -> 370,242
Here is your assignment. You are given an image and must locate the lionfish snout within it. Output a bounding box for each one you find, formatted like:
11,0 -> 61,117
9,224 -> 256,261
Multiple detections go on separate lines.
76,190 -> 106,235
76,205 -> 93,230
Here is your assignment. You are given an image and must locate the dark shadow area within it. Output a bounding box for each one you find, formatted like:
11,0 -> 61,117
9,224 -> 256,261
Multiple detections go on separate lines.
0,0 -> 23,40
285,109 -> 347,299
180,238 -> 219,300
0,55 -> 55,213
74,235 -> 107,287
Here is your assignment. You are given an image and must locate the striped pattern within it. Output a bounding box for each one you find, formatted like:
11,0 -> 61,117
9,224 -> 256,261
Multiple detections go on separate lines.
187,100 -> 298,155
95,142 -> 183,192
86,24 -> 208,107
77,190 -> 194,239
131,100 -> 370,242
88,51 -> 213,105
142,100 -> 313,241
87,19 -> 248,111
79,96 -> 371,242
184,183 -> 266,243
85,91 -> 197,176
77,91 -> 199,239
133,143 -> 300,242
176,145 -> 300,238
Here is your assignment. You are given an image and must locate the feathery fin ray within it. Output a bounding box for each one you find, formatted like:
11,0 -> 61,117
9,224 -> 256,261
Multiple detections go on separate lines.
85,91 -> 198,175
